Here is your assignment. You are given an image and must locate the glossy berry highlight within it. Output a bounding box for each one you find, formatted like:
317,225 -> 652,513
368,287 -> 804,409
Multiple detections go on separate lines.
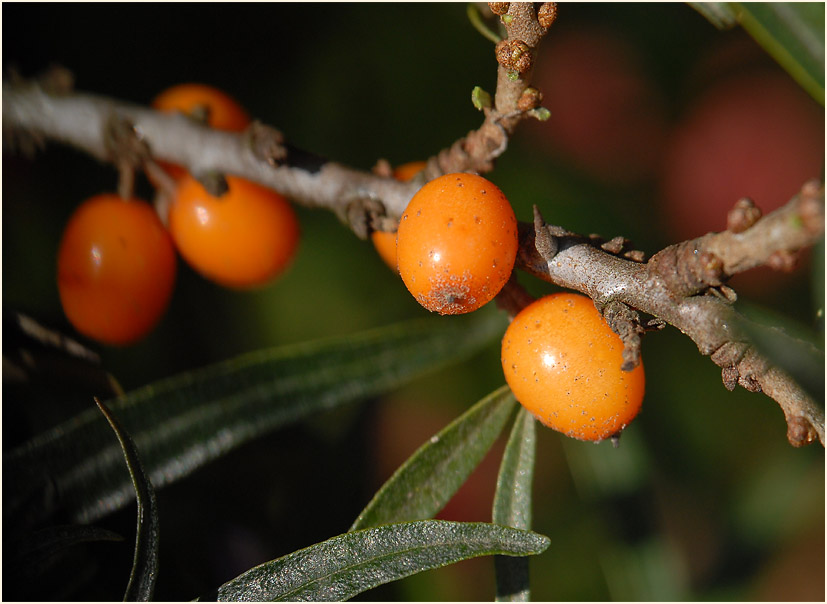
396,173 -> 518,314
169,175 -> 299,289
501,293 -> 645,441
57,194 -> 177,346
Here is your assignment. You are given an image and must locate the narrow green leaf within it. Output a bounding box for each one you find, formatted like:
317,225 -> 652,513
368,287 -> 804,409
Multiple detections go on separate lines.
467,2 -> 502,44
209,520 -> 550,602
96,398 -> 159,602
731,2 -> 824,104
688,2 -> 739,29
351,385 -> 518,531
5,312 -> 505,525
492,406 -> 537,530
493,406 -> 537,602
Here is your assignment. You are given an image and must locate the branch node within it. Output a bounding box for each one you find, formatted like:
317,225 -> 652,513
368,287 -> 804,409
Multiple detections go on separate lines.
766,249 -> 798,272
516,87 -> 542,112
787,415 -> 819,447
798,178 -> 824,234
726,197 -> 762,233
195,171 -> 229,198
103,113 -> 150,200
246,121 -> 287,167
600,300 -> 644,371
495,39 -> 533,74
488,2 -> 510,16
344,195 -> 386,240
647,240 -> 725,297
38,65 -> 75,97
532,205 -> 558,261
537,3 -> 559,29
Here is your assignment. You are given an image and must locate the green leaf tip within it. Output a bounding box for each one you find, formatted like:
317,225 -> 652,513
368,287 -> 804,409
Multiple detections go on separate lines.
96,398 -> 159,602
492,407 -> 537,602
688,2 -> 738,29
211,520 -> 549,602
472,85 -> 493,111
467,3 -> 503,44
350,385 -> 518,531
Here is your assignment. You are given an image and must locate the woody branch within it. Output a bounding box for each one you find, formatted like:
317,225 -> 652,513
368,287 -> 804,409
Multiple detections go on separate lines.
2,3 -> 823,446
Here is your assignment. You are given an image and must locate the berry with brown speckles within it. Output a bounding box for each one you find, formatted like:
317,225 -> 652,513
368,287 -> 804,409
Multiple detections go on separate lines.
501,292 -> 645,441
397,173 -> 518,315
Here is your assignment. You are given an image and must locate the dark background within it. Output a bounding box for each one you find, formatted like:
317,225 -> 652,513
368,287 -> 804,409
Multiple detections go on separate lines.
3,3 -> 824,601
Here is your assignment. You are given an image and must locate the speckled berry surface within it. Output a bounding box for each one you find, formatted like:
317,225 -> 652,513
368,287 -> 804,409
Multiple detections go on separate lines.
501,292 -> 645,441
397,173 -> 518,315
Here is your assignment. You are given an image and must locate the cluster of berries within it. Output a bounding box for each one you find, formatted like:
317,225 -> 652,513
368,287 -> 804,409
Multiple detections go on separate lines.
57,84 -> 300,346
56,85 -> 644,443
375,169 -> 645,442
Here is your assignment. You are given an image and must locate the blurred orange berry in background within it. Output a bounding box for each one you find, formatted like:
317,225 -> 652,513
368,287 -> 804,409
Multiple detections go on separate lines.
57,194 -> 177,346
151,83 -> 251,181
392,161 -> 427,183
371,161 -> 428,272
169,175 -> 299,289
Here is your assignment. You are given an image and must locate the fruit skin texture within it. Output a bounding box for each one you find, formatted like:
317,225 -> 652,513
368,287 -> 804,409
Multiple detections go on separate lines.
57,194 -> 177,346
501,293 -> 645,441
169,175 -> 299,289
396,173 -> 518,315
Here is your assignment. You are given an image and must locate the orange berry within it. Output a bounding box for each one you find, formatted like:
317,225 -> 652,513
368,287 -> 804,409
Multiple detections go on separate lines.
371,230 -> 398,272
151,83 -> 251,181
371,161 -> 427,272
501,293 -> 645,442
152,83 -> 250,131
392,161 -> 427,183
396,173 -> 518,314
57,194 -> 177,346
168,175 -> 299,289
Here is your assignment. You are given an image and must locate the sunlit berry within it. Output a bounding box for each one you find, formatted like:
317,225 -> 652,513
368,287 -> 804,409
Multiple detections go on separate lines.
501,293 -> 645,441
396,173 -> 518,314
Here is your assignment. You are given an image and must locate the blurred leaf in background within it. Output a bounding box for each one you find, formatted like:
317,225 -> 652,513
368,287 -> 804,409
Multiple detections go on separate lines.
2,2 -> 824,601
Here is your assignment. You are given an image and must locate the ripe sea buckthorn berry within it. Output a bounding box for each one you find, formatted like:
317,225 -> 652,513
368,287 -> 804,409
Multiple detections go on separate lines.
501,293 -> 645,442
371,230 -> 399,272
396,172 -> 518,315
371,161 -> 428,272
152,83 -> 250,132
392,160 -> 427,183
169,174 -> 299,289
151,83 -> 251,180
57,194 -> 177,346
